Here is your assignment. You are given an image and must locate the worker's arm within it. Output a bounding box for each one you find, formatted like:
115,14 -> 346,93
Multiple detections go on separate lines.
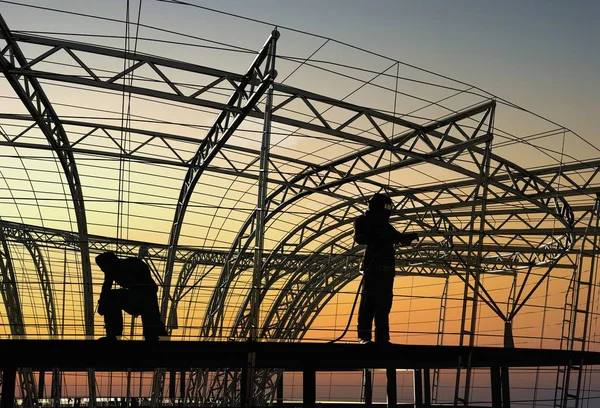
382,224 -> 418,246
354,216 -> 372,245
100,269 -> 114,297
97,269 -> 114,316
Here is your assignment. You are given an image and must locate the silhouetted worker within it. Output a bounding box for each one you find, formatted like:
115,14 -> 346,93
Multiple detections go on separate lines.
354,193 -> 418,344
95,251 -> 167,341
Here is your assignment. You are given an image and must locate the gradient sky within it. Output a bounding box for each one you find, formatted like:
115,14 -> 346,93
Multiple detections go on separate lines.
2,0 -> 598,141
1,0 -> 599,402
197,0 -> 600,141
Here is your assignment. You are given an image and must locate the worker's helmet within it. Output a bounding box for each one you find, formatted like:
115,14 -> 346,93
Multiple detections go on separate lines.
368,193 -> 393,212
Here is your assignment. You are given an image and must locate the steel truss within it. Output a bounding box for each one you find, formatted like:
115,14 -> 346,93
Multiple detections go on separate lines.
0,15 -> 94,337
2,17 -> 600,407
555,195 -> 600,407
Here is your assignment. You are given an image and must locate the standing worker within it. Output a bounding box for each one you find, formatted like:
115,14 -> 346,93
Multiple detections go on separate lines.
354,193 -> 418,344
95,251 -> 167,341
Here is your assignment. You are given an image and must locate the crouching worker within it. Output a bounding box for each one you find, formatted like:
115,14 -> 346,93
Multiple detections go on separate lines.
354,193 -> 418,345
95,251 -> 167,341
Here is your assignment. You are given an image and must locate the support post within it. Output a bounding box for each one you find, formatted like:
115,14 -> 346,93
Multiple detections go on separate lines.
250,29 -> 278,342
1,367 -> 16,408
491,366 -> 502,408
179,370 -> 185,407
276,372 -> 284,407
363,368 -> 373,406
241,352 -> 256,408
386,367 -> 396,408
169,370 -> 176,403
504,322 -> 514,348
455,129 -> 494,405
51,368 -> 61,408
38,369 -> 45,401
490,366 -> 510,408
423,369 -> 431,407
88,369 -> 96,408
303,367 -> 316,408
501,367 -> 511,408
414,369 -> 423,408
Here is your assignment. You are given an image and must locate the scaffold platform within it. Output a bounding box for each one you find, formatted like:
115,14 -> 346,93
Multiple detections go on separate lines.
1,340 -> 600,408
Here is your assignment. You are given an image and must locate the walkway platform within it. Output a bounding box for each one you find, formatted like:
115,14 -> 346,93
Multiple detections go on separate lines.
1,340 -> 600,407
1,339 -> 599,369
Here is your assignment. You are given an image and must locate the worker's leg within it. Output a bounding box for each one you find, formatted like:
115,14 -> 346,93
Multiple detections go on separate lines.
100,289 -> 128,338
139,292 -> 166,341
357,286 -> 375,342
374,293 -> 393,343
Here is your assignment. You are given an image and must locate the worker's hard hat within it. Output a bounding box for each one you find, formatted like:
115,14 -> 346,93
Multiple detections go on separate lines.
368,193 -> 393,211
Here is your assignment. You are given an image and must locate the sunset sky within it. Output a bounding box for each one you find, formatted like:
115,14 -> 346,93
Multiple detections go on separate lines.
1,0 -> 599,403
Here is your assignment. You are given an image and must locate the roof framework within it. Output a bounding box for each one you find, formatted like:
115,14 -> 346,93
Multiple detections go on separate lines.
0,3 -> 599,405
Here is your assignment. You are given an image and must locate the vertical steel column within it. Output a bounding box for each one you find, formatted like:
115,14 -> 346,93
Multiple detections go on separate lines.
432,276 -> 449,403
363,369 -> 373,406
276,372 -> 284,407
179,370 -> 185,407
386,367 -> 397,408
251,30 -> 278,342
501,367 -> 511,408
241,352 -> 256,408
491,366 -> 502,408
414,369 -> 423,408
51,369 -> 61,408
504,274 -> 517,348
1,367 -> 16,408
303,367 -> 316,408
554,194 -> 600,407
169,370 -> 176,404
38,370 -> 45,401
455,135 -> 494,406
88,370 -> 96,408
423,370 -> 431,407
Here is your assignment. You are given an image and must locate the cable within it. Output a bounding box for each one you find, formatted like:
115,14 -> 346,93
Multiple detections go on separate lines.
326,274 -> 363,343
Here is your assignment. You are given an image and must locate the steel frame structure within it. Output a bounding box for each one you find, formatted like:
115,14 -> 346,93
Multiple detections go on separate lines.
1,12 -> 600,407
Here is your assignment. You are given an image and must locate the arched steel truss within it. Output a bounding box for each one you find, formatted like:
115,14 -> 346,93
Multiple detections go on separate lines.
0,223 -> 34,407
1,223 -> 58,336
162,30 -> 279,320
0,15 -> 94,336
203,101 -> 576,340
2,18 -> 600,407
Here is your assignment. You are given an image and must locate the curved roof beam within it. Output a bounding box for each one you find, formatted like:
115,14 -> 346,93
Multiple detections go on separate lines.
263,210 -> 575,342
161,31 -> 279,319
0,223 -> 25,335
0,37 -> 573,237
0,34 -> 574,236
0,15 -> 94,335
230,189 -> 456,338
2,223 -> 58,336
204,120 -> 496,335
264,245 -> 362,340
205,102 -> 574,337
0,31 -> 584,344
